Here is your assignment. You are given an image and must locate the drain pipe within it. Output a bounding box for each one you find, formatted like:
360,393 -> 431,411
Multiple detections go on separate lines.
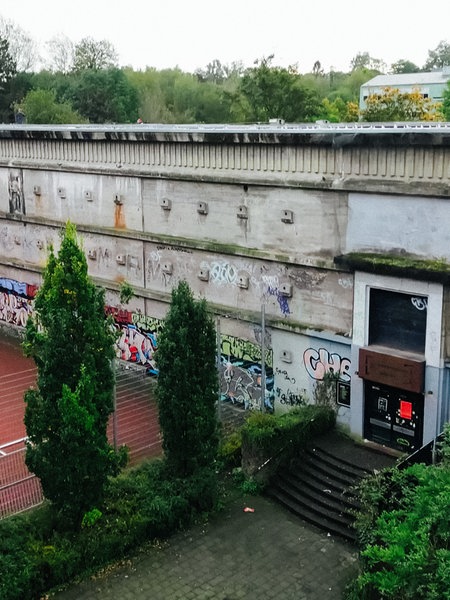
260,304 -> 266,412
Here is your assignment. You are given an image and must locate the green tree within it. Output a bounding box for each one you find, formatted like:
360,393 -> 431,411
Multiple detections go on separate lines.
18,88 -> 87,124
23,222 -> 123,524
361,87 -> 444,122
391,59 -> 421,74
424,40 -> 450,70
156,280 -> 219,478
238,55 -> 320,122
350,51 -> 386,73
0,70 -> 32,122
443,81 -> 450,120
352,462 -> 450,599
72,37 -> 118,72
68,68 -> 139,123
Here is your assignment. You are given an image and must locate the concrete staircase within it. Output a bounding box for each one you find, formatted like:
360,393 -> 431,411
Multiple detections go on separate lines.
266,431 -> 398,543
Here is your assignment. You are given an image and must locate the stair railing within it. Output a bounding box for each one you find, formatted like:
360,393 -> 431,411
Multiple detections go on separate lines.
397,431 -> 445,470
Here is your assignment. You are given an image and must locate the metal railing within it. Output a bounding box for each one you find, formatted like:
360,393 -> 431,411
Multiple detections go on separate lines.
397,432 -> 445,470
0,439 -> 43,518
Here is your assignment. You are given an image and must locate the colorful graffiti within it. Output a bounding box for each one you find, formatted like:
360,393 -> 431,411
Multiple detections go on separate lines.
106,306 -> 163,375
220,334 -> 274,411
303,347 -> 351,383
0,278 -> 37,327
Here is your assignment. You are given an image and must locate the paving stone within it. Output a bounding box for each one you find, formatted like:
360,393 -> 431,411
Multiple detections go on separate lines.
50,494 -> 358,600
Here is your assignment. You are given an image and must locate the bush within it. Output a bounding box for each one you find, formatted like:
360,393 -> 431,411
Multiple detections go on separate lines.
240,404 -> 335,482
218,430 -> 242,468
349,460 -> 450,600
0,457 -> 221,600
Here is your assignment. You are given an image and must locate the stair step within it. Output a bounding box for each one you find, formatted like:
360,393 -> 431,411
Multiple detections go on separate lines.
307,446 -> 372,479
267,487 -> 356,542
295,458 -> 361,491
273,473 -> 356,522
276,469 -> 361,512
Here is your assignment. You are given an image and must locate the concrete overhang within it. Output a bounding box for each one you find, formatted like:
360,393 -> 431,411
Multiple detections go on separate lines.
1,122 -> 450,148
334,253 -> 450,284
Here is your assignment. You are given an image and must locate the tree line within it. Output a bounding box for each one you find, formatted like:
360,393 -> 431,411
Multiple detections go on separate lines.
1,14 -> 450,124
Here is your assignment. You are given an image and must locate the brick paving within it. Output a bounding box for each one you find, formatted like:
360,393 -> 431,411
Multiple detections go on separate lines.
50,493 -> 358,600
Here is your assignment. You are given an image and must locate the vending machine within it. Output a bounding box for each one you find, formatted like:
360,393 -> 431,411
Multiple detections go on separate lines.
364,381 -> 424,452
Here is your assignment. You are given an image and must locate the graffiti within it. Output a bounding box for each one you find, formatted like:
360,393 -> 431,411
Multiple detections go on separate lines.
132,312 -> 164,334
116,324 -> 158,372
220,334 -> 274,411
338,277 -> 353,289
146,250 -> 172,285
261,274 -> 279,288
210,261 -> 238,285
267,286 -> 291,316
156,244 -> 193,254
411,297 -> 427,311
221,334 -> 273,368
106,306 -> 162,374
275,387 -> 307,407
0,278 -> 37,328
0,278 -> 38,298
8,170 -> 25,215
105,306 -> 133,324
303,347 -> 351,383
275,367 -> 296,384
0,292 -> 34,327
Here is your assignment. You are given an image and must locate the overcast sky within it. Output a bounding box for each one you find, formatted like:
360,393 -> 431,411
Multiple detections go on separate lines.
1,0 -> 449,73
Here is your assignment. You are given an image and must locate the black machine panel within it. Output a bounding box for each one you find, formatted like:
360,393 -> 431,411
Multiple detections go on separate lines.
364,381 -> 424,452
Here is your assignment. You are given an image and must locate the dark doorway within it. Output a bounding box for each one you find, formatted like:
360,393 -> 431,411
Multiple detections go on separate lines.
369,288 -> 427,354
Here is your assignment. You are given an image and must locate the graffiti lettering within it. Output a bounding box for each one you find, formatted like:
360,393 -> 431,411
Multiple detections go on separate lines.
221,334 -> 273,368
267,286 -> 291,316
303,347 -> 351,383
411,297 -> 427,311
0,292 -> 34,327
116,323 -> 158,370
105,306 -> 163,373
275,387 -> 307,407
131,313 -> 164,333
156,244 -> 193,254
275,367 -> 296,384
220,334 -> 274,411
210,262 -> 237,285
0,278 -> 38,328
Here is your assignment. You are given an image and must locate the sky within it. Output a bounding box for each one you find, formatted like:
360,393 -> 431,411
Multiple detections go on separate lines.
0,0 -> 449,74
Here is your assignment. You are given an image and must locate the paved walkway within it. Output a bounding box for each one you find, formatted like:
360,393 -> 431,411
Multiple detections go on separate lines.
50,493 -> 358,600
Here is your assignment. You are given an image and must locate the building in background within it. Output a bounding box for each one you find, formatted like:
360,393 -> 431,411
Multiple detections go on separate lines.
359,67 -> 450,110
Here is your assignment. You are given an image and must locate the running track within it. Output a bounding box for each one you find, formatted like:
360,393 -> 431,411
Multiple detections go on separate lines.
0,334 -> 162,517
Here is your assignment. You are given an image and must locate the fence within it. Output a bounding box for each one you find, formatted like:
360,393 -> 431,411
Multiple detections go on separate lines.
1,362 -> 162,519
0,438 -> 43,518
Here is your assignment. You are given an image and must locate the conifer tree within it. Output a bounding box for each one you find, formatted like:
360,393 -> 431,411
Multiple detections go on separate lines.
156,280 -> 219,478
23,222 -> 122,524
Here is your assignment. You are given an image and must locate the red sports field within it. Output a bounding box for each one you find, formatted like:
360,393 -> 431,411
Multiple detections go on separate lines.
0,334 -> 162,517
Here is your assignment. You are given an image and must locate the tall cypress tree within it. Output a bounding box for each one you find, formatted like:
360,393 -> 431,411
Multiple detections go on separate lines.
156,280 -> 219,478
23,222 -> 121,524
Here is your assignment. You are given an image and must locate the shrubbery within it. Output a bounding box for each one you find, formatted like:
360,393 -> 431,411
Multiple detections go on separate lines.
0,458 -> 219,600
347,424 -> 450,600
